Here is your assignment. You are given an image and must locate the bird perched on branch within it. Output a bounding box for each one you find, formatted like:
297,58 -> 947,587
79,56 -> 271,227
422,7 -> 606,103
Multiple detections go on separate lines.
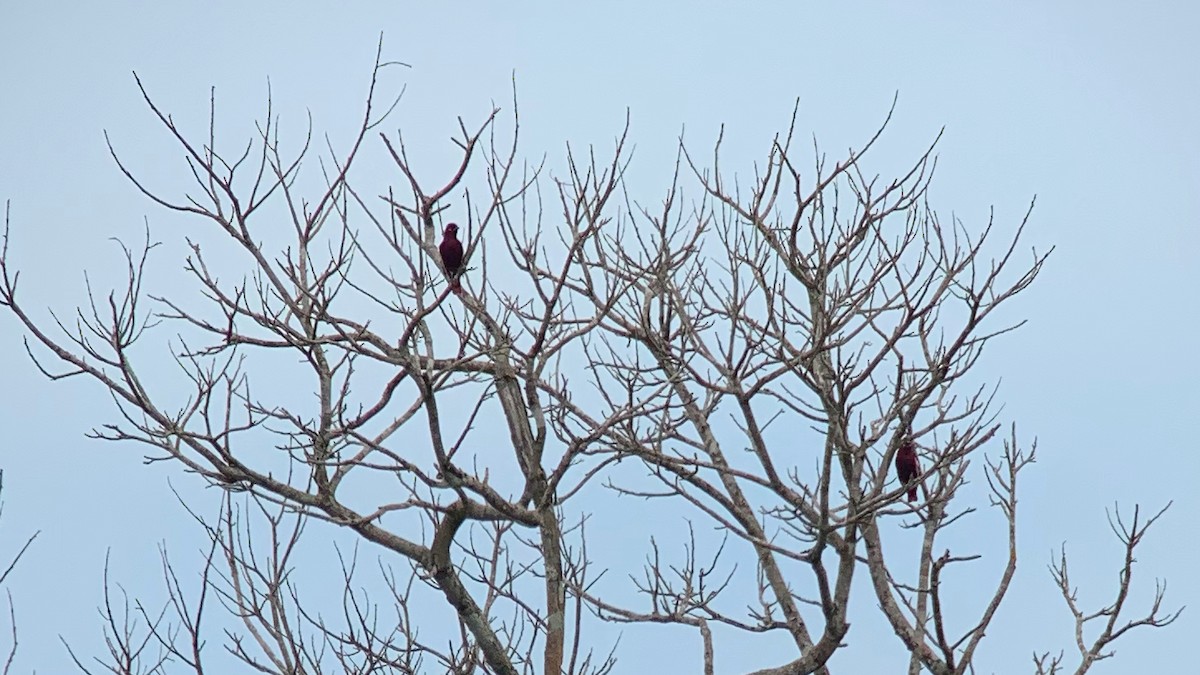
439,223 -> 464,294
895,440 -> 920,502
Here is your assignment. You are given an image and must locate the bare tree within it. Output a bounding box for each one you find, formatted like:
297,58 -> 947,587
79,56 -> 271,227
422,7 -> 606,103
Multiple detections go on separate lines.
0,48 -> 1181,674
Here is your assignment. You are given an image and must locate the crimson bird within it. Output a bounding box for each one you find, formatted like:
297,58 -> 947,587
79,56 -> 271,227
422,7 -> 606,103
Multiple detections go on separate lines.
894,441 -> 919,502
439,223 -> 464,294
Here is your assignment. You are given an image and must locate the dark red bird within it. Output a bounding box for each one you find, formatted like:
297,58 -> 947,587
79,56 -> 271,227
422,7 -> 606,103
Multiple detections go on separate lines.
894,441 -> 919,502
439,223 -> 464,294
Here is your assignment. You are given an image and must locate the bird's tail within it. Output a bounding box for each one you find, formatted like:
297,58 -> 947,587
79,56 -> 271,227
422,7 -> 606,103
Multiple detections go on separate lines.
907,486 -> 918,502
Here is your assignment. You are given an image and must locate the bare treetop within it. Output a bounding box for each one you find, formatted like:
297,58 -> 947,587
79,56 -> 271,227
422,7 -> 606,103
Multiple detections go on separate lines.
0,50 -> 1179,674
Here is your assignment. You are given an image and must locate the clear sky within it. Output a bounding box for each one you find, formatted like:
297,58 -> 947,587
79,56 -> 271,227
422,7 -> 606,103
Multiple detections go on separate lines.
1,1 -> 1196,672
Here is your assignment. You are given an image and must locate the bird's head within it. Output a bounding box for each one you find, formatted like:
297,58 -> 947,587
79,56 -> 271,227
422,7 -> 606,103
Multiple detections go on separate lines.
444,223 -> 459,237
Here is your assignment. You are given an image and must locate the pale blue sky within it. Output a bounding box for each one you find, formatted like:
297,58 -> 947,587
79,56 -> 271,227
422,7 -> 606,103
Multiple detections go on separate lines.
1,2 -> 1196,672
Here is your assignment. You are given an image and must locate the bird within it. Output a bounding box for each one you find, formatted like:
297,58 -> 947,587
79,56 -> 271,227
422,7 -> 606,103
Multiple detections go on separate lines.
894,440 -> 920,502
439,223 -> 464,294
